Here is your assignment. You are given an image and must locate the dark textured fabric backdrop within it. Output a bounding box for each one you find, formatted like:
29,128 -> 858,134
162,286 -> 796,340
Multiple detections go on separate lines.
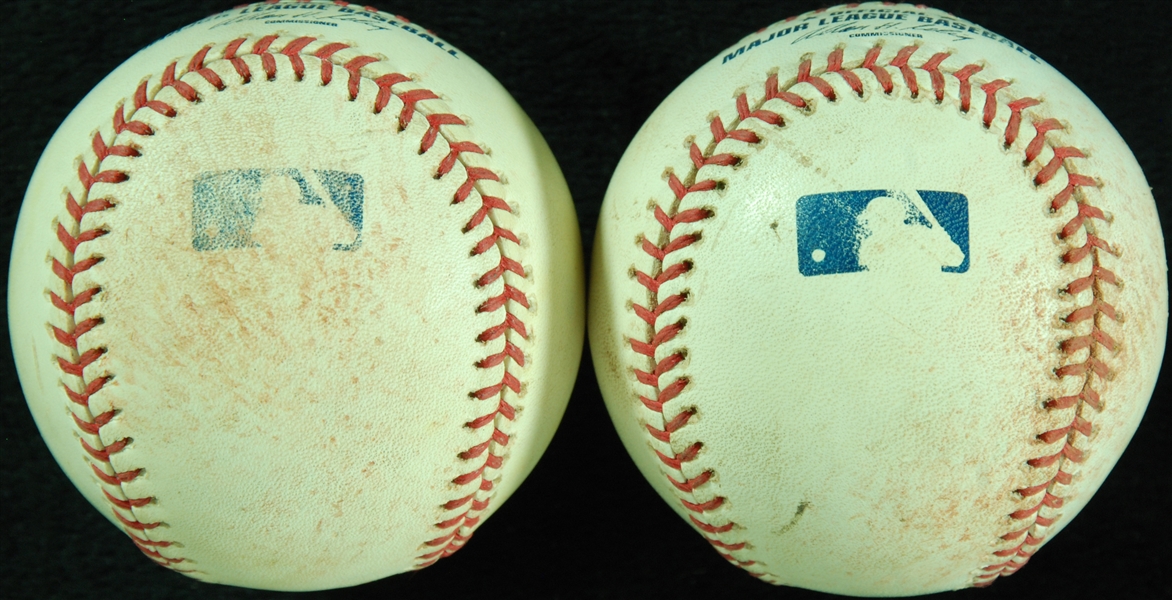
1,1 -> 1167,599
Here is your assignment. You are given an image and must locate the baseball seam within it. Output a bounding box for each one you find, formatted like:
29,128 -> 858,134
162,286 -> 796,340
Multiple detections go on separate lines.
629,43 -> 1115,586
50,32 -> 529,573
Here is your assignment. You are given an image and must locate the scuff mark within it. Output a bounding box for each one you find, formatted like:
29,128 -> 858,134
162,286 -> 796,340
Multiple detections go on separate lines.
774,500 -> 810,536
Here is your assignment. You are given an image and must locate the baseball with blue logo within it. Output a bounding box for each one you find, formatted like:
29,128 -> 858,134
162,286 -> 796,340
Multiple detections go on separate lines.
588,3 -> 1166,596
8,1 -> 585,591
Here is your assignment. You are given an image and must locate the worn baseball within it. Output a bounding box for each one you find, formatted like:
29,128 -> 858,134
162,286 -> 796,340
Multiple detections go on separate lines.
9,1 -> 582,591
589,2 -> 1166,596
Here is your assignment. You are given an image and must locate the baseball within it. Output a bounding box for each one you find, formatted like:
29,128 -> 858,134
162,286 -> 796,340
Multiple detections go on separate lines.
9,0 -> 582,591
589,2 -> 1166,596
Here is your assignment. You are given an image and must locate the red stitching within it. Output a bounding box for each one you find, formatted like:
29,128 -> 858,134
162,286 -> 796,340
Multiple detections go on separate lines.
631,77 -> 784,574
888,46 -> 921,96
862,47 -> 893,94
48,34 -> 529,573
632,45 -> 1115,585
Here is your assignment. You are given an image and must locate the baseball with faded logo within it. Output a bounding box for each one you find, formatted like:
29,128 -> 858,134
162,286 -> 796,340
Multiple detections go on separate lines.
589,2 -> 1166,595
9,0 -> 582,591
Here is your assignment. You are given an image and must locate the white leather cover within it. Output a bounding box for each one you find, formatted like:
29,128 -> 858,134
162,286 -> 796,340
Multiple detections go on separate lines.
9,1 -> 582,591
589,2 -> 1166,596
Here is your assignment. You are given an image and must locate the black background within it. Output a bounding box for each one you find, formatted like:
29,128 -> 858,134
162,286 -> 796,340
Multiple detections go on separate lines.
1,1 -> 1168,599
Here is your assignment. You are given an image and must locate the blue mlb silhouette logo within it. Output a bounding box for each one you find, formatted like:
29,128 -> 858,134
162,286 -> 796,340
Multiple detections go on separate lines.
796,190 -> 969,277
192,168 -> 364,252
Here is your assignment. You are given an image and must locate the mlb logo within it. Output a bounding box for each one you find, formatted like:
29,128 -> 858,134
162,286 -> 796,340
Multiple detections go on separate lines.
192,168 -> 365,252
796,190 -> 969,277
